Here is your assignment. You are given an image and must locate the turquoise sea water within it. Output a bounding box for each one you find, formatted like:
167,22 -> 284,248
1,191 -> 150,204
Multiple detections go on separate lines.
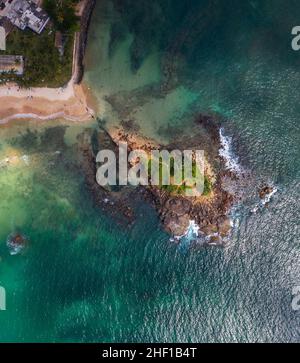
0,0 -> 299,342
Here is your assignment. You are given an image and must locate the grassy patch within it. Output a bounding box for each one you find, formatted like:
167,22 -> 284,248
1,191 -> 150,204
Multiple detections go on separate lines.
148,157 -> 213,196
203,175 -> 213,196
161,176 -> 213,196
0,28 -> 74,88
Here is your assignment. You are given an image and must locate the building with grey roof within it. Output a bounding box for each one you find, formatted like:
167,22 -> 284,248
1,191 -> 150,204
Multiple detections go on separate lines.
0,0 -> 49,34
0,55 -> 24,75
0,26 -> 5,50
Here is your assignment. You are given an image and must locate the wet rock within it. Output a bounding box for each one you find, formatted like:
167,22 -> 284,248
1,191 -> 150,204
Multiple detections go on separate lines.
164,197 -> 191,216
208,235 -> 222,245
259,185 -> 274,200
201,224 -> 218,236
195,114 -> 221,143
7,233 -> 27,255
218,217 -> 232,237
163,213 -> 190,236
208,235 -> 227,247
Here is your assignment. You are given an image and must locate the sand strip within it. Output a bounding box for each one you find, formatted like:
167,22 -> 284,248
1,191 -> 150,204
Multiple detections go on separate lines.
0,79 -> 95,124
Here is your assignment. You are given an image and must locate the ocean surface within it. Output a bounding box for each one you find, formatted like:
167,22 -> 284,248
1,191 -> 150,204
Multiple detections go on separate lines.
0,0 -> 300,342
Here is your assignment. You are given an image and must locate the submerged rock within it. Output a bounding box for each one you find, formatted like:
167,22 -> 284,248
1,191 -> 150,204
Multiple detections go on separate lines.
7,233 -> 28,255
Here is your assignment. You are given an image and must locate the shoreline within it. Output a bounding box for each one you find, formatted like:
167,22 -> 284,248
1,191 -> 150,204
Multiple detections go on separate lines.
0,0 -> 96,126
0,80 -> 95,124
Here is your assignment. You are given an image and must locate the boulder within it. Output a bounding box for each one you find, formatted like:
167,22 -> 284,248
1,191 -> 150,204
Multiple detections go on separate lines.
259,185 -> 273,200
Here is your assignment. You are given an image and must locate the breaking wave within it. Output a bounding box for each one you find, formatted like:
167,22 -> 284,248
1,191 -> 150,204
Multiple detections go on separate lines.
219,128 -> 242,173
251,185 -> 278,214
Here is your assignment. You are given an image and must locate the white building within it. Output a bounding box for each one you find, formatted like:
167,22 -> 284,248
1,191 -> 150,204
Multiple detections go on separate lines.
0,26 -> 5,50
0,55 -> 24,75
0,0 -> 49,34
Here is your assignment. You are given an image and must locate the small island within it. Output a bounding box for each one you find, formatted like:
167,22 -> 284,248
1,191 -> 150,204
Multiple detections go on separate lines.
76,114 -> 242,247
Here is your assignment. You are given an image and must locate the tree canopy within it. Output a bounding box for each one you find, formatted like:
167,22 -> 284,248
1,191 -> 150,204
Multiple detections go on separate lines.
43,0 -> 80,33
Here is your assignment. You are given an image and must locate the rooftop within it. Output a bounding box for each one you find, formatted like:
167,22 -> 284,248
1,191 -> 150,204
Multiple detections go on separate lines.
0,26 -> 5,49
0,54 -> 24,75
0,0 -> 49,34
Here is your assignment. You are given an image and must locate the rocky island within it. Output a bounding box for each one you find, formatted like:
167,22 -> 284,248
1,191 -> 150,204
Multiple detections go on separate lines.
76,114 -> 243,247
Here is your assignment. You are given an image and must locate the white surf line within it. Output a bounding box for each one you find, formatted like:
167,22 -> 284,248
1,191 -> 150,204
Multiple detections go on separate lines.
172,220 -> 200,242
219,127 -> 242,173
251,185 -> 279,214
0,108 -> 94,125
261,186 -> 278,206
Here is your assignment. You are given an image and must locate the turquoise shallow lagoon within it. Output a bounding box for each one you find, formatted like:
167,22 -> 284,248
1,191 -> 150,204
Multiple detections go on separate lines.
0,0 -> 300,342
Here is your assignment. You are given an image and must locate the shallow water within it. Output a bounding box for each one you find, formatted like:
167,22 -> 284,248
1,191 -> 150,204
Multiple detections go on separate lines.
0,0 -> 300,342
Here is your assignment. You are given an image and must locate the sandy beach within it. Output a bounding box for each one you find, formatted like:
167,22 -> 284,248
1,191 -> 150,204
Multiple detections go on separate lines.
0,0 -> 96,126
0,79 -> 95,125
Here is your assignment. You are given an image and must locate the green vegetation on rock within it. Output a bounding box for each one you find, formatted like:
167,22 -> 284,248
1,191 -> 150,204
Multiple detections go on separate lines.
148,157 -> 213,196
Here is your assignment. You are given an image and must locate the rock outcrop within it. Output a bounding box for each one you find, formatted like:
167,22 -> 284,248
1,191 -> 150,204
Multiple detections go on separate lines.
76,115 -> 241,246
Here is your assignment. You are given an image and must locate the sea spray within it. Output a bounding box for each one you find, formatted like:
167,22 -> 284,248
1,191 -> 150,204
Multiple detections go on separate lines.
261,187 -> 278,206
219,128 -> 241,173
176,220 -> 200,253
173,218 -> 235,250
6,233 -> 28,255
0,286 -> 6,311
251,186 -> 278,214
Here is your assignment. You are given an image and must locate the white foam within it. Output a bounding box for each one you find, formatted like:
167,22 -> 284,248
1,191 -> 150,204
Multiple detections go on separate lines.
174,220 -> 200,251
188,220 -> 200,237
0,109 -> 94,125
219,128 -> 241,173
6,234 -> 26,255
175,220 -> 200,240
20,155 -> 30,165
251,186 -> 278,213
261,187 -> 278,206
